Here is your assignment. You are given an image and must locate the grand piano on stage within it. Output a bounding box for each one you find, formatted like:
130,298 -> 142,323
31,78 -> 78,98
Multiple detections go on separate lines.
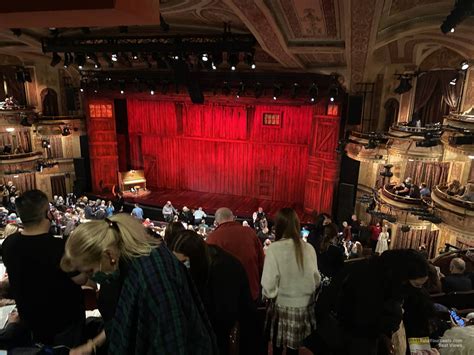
118,170 -> 147,193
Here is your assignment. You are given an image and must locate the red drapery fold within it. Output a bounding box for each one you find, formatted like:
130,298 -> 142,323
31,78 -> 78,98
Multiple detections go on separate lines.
126,100 -> 323,204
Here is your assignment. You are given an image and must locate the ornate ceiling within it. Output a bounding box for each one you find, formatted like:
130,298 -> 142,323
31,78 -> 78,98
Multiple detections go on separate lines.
0,0 -> 472,91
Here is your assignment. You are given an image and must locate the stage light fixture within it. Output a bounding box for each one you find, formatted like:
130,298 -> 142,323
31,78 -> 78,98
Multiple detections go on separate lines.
103,54 -> 114,68
244,52 -> 256,70
440,0 -> 473,34
329,85 -> 339,102
202,53 -> 209,62
290,83 -> 299,99
132,52 -> 139,60
222,81 -> 231,96
41,139 -> 50,149
228,52 -> 239,71
255,82 -> 263,98
236,82 -> 245,98
50,52 -> 61,67
111,53 -> 118,62
273,84 -> 282,100
394,76 -> 412,94
75,53 -> 86,70
450,77 -> 457,86
119,80 -> 125,95
63,53 -> 72,68
461,61 -> 469,70
61,126 -> 71,136
309,83 -> 318,102
451,28 -> 455,33
212,52 -> 223,70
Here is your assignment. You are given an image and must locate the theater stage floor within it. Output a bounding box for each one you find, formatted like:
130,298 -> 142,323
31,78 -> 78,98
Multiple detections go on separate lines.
93,188 -> 312,222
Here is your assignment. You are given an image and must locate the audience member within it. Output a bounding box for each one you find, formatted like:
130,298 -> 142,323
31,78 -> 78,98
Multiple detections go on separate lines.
461,182 -> 474,202
252,207 -> 266,231
84,200 -> 96,219
375,225 -> 389,255
162,201 -> 177,222
2,190 -> 86,348
446,179 -> 464,196
164,221 -> 187,246
262,208 -> 320,355
369,222 -> 381,252
420,183 -> 431,198
315,223 -> 344,282
441,258 -> 472,293
342,221 -> 351,242
105,200 -> 114,217
349,241 -> 363,259
61,214 -> 217,354
180,206 -> 193,224
193,207 -> 207,225
394,177 -> 413,196
168,230 -> 257,355
131,203 -> 144,220
349,214 -> 360,241
307,213 -> 331,251
207,207 -> 264,302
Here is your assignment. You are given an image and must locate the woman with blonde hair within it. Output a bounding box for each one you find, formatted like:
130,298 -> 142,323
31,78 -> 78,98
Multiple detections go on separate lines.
61,214 -> 217,355
262,208 -> 321,355
1,223 -> 20,239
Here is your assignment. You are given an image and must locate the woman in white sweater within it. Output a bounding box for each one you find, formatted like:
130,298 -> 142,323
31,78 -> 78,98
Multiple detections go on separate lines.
261,208 -> 321,355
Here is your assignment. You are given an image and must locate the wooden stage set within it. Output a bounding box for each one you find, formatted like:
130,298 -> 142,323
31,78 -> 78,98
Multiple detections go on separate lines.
94,188 -> 311,223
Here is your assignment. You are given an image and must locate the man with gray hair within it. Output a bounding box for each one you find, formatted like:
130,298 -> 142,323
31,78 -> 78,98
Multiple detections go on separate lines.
207,207 -> 264,301
442,257 -> 472,293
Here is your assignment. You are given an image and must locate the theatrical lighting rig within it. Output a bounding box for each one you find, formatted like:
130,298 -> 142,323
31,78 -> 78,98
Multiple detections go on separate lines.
272,84 -> 282,100
440,0 -> 473,34
41,31 -> 257,72
61,126 -> 71,136
461,60 -> 470,70
236,82 -> 245,98
309,83 -> 318,102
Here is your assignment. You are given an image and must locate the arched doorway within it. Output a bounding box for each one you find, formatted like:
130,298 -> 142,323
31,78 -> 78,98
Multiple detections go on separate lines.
383,98 -> 399,132
41,88 -> 59,116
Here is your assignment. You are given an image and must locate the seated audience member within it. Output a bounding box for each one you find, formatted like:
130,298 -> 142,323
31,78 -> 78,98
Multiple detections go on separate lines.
193,207 -> 207,225
1,223 -> 20,239
409,184 -> 421,199
95,201 -> 107,220
394,177 -> 412,196
162,201 -> 177,222
442,257 -> 472,293
105,200 -> 114,217
180,206 -> 193,224
257,227 -> 271,245
131,203 -> 144,220
168,230 -> 257,355
446,179 -> 464,196
2,190 -> 85,348
461,182 -> 474,202
349,241 -> 363,259
420,183 -> 431,198
252,207 -> 265,231
207,207 -> 264,302
262,208 -> 320,355
61,214 -> 217,355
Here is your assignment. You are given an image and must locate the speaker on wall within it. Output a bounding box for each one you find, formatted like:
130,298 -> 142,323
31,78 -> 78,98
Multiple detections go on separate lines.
346,95 -> 363,125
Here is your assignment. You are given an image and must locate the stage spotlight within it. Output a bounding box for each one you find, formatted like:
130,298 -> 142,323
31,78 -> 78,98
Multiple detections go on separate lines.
61,126 -> 71,136
255,82 -> 263,98
50,52 -> 61,67
132,52 -> 139,60
273,84 -> 282,101
236,82 -> 245,98
49,27 -> 59,36
450,77 -> 457,86
201,53 -> 209,62
329,85 -> 339,102
309,82 -> 318,102
63,53 -> 72,68
212,52 -> 223,70
440,0 -> 473,34
75,53 -> 86,70
461,61 -> 469,70
41,139 -> 50,149
119,81 -> 125,95
244,52 -> 256,70
394,76 -> 412,94
103,54 -> 114,68
290,83 -> 299,99
228,52 -> 239,71
111,53 -> 118,62
149,82 -> 156,96
222,81 -> 231,96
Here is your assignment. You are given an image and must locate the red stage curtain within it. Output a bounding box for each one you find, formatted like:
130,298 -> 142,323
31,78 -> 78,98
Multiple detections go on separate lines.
127,100 -> 320,204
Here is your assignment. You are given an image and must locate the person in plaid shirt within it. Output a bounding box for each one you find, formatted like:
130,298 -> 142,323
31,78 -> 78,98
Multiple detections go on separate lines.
61,214 -> 217,355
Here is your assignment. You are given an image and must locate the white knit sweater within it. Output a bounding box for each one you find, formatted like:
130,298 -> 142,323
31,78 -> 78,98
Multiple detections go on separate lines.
261,238 -> 321,308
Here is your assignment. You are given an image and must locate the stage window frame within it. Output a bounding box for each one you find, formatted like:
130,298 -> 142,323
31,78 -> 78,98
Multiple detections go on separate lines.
262,112 -> 282,127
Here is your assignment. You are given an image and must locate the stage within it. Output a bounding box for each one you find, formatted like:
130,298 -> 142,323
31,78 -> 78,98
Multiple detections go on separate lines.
93,188 -> 312,223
